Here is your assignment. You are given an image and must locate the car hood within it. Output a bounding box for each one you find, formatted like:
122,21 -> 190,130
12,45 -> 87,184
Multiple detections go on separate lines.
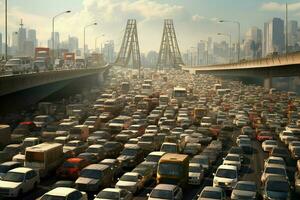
0,180 -> 22,189
266,191 -> 288,199
214,177 -> 235,183
189,172 -> 201,177
116,181 -> 136,187
232,189 -> 256,197
75,177 -> 99,185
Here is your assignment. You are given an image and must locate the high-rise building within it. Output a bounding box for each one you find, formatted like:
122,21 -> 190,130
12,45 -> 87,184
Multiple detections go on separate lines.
0,33 -> 2,55
263,18 -> 285,56
244,26 -> 262,59
68,36 -> 79,52
146,51 -> 158,67
24,40 -> 34,57
288,20 -> 298,47
197,41 -> 205,65
27,29 -> 37,48
48,32 -> 60,49
17,20 -> 27,56
103,40 -> 114,63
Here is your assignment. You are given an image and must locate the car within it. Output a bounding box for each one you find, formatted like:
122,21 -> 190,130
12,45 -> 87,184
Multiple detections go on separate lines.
63,140 -> 88,157
52,180 -> 75,189
183,143 -> 201,156
78,152 -> 99,164
0,167 -> 40,197
148,184 -> 183,200
295,171 -> 300,194
279,130 -> 294,143
197,186 -> 226,200
269,147 -> 290,161
117,145 -> 144,169
188,163 -> 204,185
228,146 -> 244,162
261,163 -> 288,184
145,125 -> 159,134
190,155 -> 210,173
264,156 -> 286,169
291,146 -> 300,160
103,141 -> 123,158
0,161 -> 22,179
94,188 -> 133,200
237,138 -> 252,153
231,181 -> 257,200
288,140 -> 300,152
56,158 -> 89,180
39,187 -> 88,200
222,153 -> 241,170
262,175 -> 291,200
75,164 -> 113,192
132,167 -> 153,185
262,140 -> 278,152
213,165 -> 238,190
115,172 -> 144,194
160,142 -> 180,153
100,159 -> 122,178
85,144 -> 106,161
137,133 -> 160,153
256,132 -> 273,142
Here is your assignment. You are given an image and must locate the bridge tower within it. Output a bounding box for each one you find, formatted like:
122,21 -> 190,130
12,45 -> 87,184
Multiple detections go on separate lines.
115,19 -> 141,77
157,19 -> 184,70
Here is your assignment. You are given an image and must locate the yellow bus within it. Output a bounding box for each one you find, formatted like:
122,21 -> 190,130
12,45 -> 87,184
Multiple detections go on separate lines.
157,153 -> 189,187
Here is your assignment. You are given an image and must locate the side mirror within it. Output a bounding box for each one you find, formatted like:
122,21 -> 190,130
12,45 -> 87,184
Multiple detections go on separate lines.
146,193 -> 150,197
212,173 -> 216,176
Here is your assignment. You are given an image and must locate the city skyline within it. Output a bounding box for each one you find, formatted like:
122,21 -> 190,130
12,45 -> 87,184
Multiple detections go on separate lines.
1,0 -> 300,54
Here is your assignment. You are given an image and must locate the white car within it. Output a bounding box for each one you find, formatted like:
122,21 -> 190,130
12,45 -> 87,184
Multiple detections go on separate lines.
262,140 -> 278,152
145,125 -> 159,134
222,153 -> 241,170
0,167 -> 40,197
148,184 -> 183,200
261,164 -> 288,184
116,172 -> 144,194
289,141 -> 300,152
198,186 -> 226,200
94,188 -> 133,200
39,187 -> 87,200
188,163 -> 204,185
201,117 -> 212,127
213,165 -> 238,190
279,130 -> 294,143
264,156 -> 286,169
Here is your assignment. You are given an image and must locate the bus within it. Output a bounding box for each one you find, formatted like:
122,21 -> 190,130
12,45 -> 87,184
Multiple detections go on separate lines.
172,87 -> 187,104
25,143 -> 63,177
157,153 -> 189,187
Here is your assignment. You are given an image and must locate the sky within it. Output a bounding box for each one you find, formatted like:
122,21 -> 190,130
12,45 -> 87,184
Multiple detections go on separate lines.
1,0 -> 300,54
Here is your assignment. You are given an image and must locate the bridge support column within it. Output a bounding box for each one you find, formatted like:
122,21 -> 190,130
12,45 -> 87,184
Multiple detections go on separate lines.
264,76 -> 272,90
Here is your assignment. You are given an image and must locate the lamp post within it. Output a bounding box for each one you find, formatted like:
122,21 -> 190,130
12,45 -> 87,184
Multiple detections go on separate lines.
95,34 -> 105,52
217,32 -> 232,63
84,22 -> 97,68
219,20 -> 240,62
52,10 -> 71,66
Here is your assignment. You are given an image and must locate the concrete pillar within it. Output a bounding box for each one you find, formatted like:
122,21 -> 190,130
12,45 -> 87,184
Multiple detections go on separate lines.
264,76 -> 272,90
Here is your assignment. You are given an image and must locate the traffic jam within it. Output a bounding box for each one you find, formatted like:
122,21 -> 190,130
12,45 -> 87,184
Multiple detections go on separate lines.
0,67 -> 299,200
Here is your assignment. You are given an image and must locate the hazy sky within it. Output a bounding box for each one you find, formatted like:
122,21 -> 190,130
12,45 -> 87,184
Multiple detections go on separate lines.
1,0 -> 300,53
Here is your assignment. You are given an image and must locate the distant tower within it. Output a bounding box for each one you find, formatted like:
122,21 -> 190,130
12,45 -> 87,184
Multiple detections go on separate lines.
17,19 -> 26,55
157,19 -> 184,70
115,19 -> 141,77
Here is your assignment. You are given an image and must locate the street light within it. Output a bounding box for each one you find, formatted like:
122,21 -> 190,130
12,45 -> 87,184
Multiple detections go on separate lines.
217,32 -> 232,63
84,22 -> 98,68
219,19 -> 240,62
52,10 -> 71,65
95,34 -> 105,52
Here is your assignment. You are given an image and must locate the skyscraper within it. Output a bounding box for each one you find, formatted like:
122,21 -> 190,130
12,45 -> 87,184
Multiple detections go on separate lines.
263,18 -> 285,56
27,29 -> 37,48
288,20 -> 298,47
103,40 -> 114,63
197,41 -> 206,65
17,20 -> 27,55
244,26 -> 262,59
49,32 -> 60,49
68,36 -> 79,52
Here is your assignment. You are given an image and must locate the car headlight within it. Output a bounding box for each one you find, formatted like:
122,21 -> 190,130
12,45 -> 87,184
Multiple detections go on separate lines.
225,182 -> 230,185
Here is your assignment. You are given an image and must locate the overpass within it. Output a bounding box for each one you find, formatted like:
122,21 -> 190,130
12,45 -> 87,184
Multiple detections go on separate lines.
0,65 -> 110,113
183,52 -> 300,89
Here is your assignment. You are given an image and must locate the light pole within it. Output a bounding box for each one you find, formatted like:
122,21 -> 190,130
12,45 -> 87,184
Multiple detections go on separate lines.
217,33 -> 232,63
219,20 -> 240,62
95,34 -> 105,52
84,22 -> 97,68
52,10 -> 71,65
5,0 -> 7,61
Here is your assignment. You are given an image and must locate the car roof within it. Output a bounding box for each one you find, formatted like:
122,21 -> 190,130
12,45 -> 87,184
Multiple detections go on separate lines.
83,164 -> 108,170
102,188 -> 122,193
9,167 -> 32,173
154,184 -> 177,191
202,186 -> 223,192
148,151 -> 166,156
236,181 -> 255,185
46,187 -> 78,196
218,164 -> 237,170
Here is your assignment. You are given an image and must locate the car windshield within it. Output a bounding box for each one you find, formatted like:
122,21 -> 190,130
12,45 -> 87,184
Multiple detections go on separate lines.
216,168 -> 237,179
96,191 -> 119,199
265,167 -> 286,175
226,156 -> 240,161
41,195 -> 66,200
235,183 -> 256,191
3,172 -> 24,182
86,148 -> 99,153
273,148 -> 288,155
266,180 -> 289,192
191,157 -> 208,165
189,166 -> 202,173
158,163 -> 182,176
120,174 -> 138,182
141,136 -> 154,142
0,165 -> 9,173
7,59 -> 21,65
63,161 -> 79,168
201,190 -> 221,199
80,169 -> 102,179
146,155 -> 160,162
268,159 -> 285,165
121,148 -> 137,156
150,189 -> 173,199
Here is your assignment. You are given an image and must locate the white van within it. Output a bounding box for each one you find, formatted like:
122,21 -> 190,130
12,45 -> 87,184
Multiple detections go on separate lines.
5,57 -> 32,74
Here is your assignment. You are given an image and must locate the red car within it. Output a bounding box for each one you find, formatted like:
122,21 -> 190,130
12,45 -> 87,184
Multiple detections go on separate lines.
256,131 -> 273,142
56,157 -> 89,180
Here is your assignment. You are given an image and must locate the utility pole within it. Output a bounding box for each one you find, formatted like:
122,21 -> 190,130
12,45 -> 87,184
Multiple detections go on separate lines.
286,3 -> 288,55
5,0 -> 8,61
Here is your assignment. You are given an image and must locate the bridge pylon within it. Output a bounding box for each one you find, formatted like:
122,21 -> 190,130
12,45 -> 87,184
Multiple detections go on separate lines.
157,19 -> 184,70
115,19 -> 141,77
